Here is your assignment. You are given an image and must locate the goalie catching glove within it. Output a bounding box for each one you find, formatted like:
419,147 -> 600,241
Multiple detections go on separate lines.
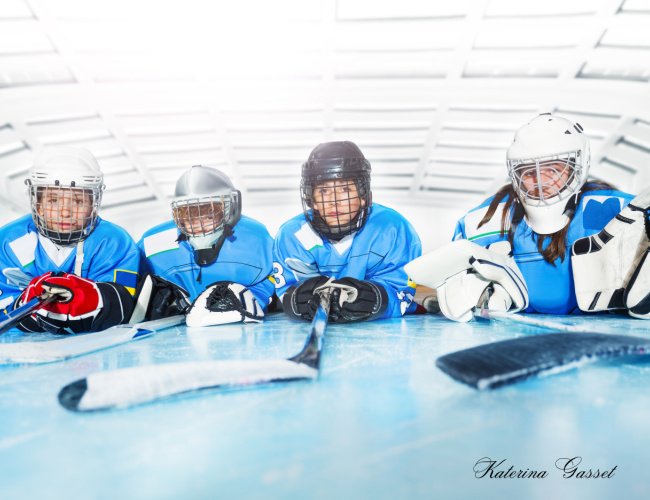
405,240 -> 529,322
16,271 -> 134,334
283,275 -> 387,322
572,187 -> 650,319
186,281 -> 264,327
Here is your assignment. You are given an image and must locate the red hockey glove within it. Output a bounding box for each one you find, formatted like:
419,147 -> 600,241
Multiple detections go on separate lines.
16,272 -> 104,334
37,272 -> 102,320
17,272 -> 55,305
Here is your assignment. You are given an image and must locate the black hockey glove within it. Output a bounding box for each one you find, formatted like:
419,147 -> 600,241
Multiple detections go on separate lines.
283,275 -> 331,321
329,277 -> 388,323
130,274 -> 191,323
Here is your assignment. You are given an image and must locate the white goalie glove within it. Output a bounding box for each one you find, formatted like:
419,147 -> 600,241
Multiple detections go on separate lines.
186,281 -> 264,327
571,187 -> 650,319
405,239 -> 529,322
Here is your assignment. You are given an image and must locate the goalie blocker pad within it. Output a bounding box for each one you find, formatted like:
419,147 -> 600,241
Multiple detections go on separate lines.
571,188 -> 650,316
186,281 -> 264,327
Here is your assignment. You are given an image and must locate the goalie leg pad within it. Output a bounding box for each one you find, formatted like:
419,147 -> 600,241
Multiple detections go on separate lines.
186,281 -> 264,327
572,188 -> 650,313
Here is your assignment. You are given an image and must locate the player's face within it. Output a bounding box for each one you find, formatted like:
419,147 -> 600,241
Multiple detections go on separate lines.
519,160 -> 572,200
37,187 -> 93,233
312,179 -> 365,229
175,201 -> 224,236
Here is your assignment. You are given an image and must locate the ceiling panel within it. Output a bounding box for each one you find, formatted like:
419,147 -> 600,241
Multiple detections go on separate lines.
0,0 -> 647,232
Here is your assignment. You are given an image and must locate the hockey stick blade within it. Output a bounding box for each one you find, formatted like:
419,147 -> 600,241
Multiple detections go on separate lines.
0,315 -> 185,364
0,294 -> 58,335
436,332 -> 650,390
58,291 -> 332,412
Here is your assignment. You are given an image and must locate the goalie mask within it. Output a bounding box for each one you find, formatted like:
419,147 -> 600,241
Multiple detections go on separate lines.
27,147 -> 104,246
172,165 -> 241,265
301,141 -> 372,241
507,113 -> 590,234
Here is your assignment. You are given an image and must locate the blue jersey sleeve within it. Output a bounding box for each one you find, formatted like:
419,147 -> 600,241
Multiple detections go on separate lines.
245,225 -> 276,309
83,223 -> 141,295
272,222 -> 318,300
366,216 -> 422,319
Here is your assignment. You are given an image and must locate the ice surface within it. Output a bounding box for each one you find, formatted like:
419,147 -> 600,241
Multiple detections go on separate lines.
0,312 -> 649,499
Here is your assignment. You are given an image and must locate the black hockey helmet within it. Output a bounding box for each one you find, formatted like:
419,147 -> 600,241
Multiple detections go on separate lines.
301,141 -> 372,241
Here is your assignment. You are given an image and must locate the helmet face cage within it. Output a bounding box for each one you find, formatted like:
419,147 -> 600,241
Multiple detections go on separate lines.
172,191 -> 240,239
507,151 -> 583,207
301,175 -> 371,241
28,184 -> 102,245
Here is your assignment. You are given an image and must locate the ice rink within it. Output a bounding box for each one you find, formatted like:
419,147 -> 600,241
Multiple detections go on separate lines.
1,311 -> 649,500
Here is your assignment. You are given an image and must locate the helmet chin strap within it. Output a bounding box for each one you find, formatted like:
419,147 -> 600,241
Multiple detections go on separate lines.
185,226 -> 234,267
522,193 -> 579,235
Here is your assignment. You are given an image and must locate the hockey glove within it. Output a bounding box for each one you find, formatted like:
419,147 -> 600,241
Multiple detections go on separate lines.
572,187 -> 650,318
130,274 -> 191,323
282,275 -> 331,321
16,272 -> 133,334
412,240 -> 528,322
186,281 -> 264,327
328,277 -> 388,323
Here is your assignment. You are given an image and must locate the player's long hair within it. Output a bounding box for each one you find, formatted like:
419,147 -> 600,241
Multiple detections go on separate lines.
477,181 -> 616,264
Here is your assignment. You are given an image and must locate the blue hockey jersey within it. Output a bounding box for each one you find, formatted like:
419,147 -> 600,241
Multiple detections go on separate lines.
453,188 -> 634,314
138,215 -> 275,307
0,215 -> 140,310
273,204 -> 422,319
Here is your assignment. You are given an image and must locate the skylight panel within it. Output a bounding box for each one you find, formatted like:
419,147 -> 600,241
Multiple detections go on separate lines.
599,14 -> 650,48
0,20 -> 54,54
485,0 -> 596,17
337,0 -> 468,20
332,20 -> 464,51
0,0 -> 33,19
474,19 -> 582,49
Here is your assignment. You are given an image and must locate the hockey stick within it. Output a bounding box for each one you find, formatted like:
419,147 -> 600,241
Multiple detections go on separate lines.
0,294 -> 58,335
0,315 -> 185,364
58,289 -> 334,412
436,332 -> 650,390
473,308 -> 610,334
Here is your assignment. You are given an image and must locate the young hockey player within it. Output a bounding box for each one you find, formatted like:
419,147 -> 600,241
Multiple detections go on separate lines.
273,141 -> 421,322
137,165 -> 275,326
407,113 -> 648,321
0,147 -> 139,333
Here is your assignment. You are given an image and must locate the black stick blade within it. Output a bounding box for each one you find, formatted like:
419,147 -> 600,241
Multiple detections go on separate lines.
436,333 -> 650,390
58,379 -> 88,411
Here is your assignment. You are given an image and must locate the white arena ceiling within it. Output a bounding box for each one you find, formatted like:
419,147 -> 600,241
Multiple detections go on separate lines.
0,0 -> 649,237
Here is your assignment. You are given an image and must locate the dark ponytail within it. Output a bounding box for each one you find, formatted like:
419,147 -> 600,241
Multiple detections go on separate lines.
477,181 -> 617,264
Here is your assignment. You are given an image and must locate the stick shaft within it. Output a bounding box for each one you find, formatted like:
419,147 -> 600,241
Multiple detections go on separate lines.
0,315 -> 185,364
0,294 -> 57,335
475,309 -> 602,334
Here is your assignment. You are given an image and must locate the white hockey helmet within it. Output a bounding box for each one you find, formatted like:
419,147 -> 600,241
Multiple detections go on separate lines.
171,165 -> 241,250
507,113 -> 590,234
27,146 -> 105,245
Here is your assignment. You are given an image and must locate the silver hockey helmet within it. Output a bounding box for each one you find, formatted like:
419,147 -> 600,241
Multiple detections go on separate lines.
301,141 -> 372,241
171,165 -> 242,250
26,146 -> 105,246
507,113 -> 590,234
